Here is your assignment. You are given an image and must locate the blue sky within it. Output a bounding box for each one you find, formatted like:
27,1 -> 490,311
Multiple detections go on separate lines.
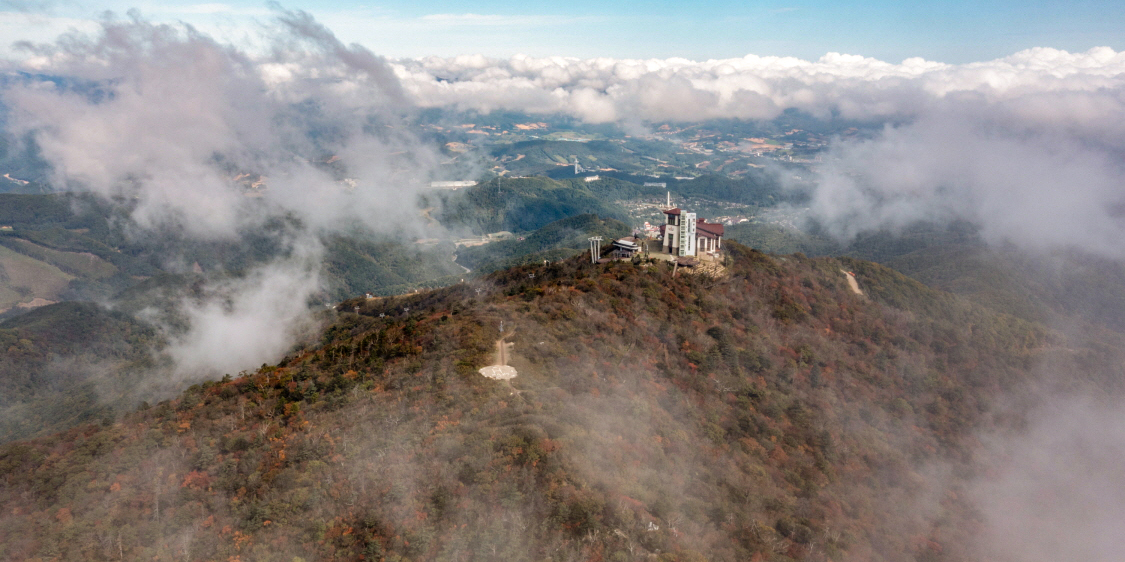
2,0 -> 1123,62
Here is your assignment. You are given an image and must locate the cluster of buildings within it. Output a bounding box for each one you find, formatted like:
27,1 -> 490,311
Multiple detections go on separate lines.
611,193 -> 724,263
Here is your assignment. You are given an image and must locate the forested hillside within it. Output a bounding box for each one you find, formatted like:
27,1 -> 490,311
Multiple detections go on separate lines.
0,243 -> 1079,561
454,214 -> 631,273
0,302 -> 162,442
0,194 -> 469,444
724,220 -> 1125,333
0,193 -> 470,315
434,176 -> 646,235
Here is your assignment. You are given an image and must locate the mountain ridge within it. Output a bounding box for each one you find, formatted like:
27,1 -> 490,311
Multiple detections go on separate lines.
0,243 -> 1071,561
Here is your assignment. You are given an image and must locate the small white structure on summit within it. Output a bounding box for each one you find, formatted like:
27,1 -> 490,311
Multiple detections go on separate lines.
479,365 -> 518,380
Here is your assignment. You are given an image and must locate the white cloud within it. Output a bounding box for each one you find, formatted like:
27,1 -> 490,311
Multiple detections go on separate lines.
392,47 -> 1125,123
0,11 -> 437,376
166,247 -> 321,377
0,11 -> 98,57
974,398 -> 1125,562
395,47 -> 1125,260
3,10 -> 429,238
815,107 -> 1124,240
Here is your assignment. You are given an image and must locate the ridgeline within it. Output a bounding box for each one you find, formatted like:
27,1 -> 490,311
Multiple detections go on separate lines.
0,243 -> 1066,561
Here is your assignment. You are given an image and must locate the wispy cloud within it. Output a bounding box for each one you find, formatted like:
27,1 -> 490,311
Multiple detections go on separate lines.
0,9 -> 438,376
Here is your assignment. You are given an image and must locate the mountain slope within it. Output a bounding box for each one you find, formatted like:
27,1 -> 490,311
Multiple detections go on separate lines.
0,302 -> 162,442
434,176 -> 640,235
0,244 -> 1060,561
454,213 -> 631,273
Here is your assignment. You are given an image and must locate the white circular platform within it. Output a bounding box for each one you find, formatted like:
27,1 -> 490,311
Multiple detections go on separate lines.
479,365 -> 518,380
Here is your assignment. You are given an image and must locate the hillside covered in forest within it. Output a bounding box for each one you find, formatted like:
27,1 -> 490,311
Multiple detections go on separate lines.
0,242 -> 1094,562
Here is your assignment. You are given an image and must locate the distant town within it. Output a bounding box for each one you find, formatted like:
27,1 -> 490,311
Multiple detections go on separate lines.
418,111 -> 865,184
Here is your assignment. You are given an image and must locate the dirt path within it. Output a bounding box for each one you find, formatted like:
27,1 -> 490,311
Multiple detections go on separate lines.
479,335 -> 518,381
453,254 -> 471,273
496,337 -> 511,366
840,269 -> 863,296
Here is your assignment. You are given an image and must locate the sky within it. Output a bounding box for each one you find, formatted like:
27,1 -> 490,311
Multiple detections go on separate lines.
1,0 -> 1124,62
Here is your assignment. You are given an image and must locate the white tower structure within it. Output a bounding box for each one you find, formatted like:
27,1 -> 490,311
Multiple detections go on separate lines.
678,212 -> 696,257
588,236 -> 603,263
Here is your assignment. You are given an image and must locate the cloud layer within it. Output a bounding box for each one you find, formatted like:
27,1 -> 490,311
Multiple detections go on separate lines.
393,47 -> 1125,123
392,48 -> 1125,260
6,10 -> 432,238
975,398 -> 1125,562
807,101 -> 1125,258
1,11 -> 440,378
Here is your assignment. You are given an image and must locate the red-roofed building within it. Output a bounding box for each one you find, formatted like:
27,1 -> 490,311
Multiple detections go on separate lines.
695,219 -> 724,254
